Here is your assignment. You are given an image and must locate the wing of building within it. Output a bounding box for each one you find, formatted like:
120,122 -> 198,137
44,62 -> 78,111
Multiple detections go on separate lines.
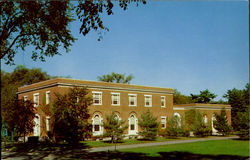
17,78 -> 231,139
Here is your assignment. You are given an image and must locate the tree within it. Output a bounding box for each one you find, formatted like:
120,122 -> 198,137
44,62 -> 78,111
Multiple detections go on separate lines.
173,89 -> 193,104
97,72 -> 134,84
2,99 -> 36,142
1,66 -> 51,139
103,112 -> 127,143
52,87 -> 92,143
1,1 -> 146,65
223,84 -> 249,130
138,110 -> 159,140
190,89 -> 217,103
165,115 -> 188,137
213,109 -> 232,136
185,109 -> 211,137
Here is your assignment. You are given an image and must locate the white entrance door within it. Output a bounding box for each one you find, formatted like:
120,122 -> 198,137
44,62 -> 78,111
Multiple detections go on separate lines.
33,114 -> 40,136
128,114 -> 138,135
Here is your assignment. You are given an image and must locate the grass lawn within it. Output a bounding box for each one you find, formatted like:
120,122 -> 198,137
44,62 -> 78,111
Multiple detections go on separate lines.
82,136 -> 197,147
119,139 -> 250,157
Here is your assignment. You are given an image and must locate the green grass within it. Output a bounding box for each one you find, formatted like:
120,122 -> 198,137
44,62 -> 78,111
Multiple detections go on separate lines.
119,139 -> 250,157
82,136 -> 195,147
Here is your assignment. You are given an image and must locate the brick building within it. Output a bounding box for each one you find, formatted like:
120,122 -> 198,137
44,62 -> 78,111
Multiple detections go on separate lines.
17,78 -> 231,138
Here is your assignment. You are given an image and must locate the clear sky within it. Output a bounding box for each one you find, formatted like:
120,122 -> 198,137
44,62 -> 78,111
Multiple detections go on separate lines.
1,1 -> 249,100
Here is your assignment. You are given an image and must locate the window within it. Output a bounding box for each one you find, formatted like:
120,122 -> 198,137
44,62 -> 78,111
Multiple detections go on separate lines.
46,116 -> 50,131
33,93 -> 39,107
92,91 -> 102,105
94,124 -> 100,131
144,95 -> 152,107
46,91 -> 50,105
111,93 -> 120,106
24,96 -> 28,102
129,94 -> 137,106
161,96 -> 166,107
161,116 -> 167,129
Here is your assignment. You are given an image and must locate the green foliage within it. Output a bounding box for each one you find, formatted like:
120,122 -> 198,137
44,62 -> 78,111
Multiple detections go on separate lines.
234,111 -> 250,139
223,84 -> 249,131
97,72 -> 134,84
190,89 -> 217,103
213,109 -> 232,136
173,89 -> 193,104
185,109 -> 211,137
1,1 -> 146,65
1,66 -> 50,140
103,112 -> 128,143
52,87 -> 92,143
2,99 -> 36,142
165,115 -> 189,137
138,110 -> 159,140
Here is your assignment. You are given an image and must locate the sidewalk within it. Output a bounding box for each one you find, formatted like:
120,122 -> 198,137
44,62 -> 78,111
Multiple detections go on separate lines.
88,136 -> 238,152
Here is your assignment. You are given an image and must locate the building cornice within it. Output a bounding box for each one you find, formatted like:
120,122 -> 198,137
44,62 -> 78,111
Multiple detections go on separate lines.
17,81 -> 174,95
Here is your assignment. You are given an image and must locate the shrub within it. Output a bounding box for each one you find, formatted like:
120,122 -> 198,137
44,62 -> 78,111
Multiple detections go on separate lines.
138,110 -> 159,140
166,115 -> 189,137
213,109 -> 232,136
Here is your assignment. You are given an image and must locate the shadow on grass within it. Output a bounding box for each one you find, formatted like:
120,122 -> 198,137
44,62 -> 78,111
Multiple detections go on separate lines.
2,143 -> 249,160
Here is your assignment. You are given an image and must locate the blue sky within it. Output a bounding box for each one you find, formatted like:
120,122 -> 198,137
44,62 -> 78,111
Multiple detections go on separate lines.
2,1 -> 249,100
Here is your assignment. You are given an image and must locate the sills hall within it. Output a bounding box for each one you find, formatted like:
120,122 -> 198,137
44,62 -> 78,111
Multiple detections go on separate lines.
17,78 -> 231,139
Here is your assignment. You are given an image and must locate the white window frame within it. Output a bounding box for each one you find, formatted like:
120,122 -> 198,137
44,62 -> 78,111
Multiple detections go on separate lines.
46,116 -> 50,131
46,91 -> 50,105
24,96 -> 28,102
33,93 -> 39,107
161,116 -> 167,129
92,91 -> 102,105
144,95 -> 152,107
128,94 -> 137,107
161,96 -> 166,108
111,92 -> 120,106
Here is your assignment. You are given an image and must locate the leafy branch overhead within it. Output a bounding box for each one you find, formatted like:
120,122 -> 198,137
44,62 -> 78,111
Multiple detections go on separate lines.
0,0 -> 146,65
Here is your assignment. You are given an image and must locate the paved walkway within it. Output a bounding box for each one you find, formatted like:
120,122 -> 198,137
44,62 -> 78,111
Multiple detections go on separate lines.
88,136 -> 238,152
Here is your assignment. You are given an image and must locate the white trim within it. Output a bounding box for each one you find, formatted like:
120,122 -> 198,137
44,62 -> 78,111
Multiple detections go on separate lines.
92,113 -> 103,136
23,96 -> 28,101
161,116 -> 167,129
144,95 -> 152,107
46,116 -> 50,131
173,107 -> 231,111
128,114 -> 138,135
46,91 -> 50,105
33,93 -> 39,107
161,96 -> 166,108
92,91 -> 102,105
128,94 -> 137,107
33,114 -> 40,136
111,92 -> 120,106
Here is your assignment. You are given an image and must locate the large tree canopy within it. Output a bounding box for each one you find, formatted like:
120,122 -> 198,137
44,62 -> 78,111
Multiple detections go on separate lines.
97,72 -> 134,84
0,0 -> 146,65
190,89 -> 217,103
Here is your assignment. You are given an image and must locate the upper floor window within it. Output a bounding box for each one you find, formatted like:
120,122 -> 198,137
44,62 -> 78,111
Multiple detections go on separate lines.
46,91 -> 50,105
33,93 -> 39,107
24,96 -> 28,102
128,94 -> 137,106
144,95 -> 152,107
111,93 -> 120,106
161,96 -> 166,107
161,116 -> 167,129
92,91 -> 102,105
